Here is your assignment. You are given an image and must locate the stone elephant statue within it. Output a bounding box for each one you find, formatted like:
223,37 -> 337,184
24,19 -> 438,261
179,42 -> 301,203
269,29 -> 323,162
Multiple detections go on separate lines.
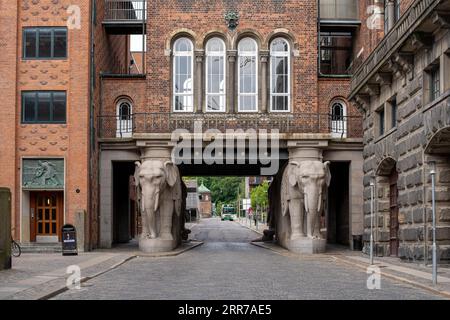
134,160 -> 182,242
281,160 -> 331,240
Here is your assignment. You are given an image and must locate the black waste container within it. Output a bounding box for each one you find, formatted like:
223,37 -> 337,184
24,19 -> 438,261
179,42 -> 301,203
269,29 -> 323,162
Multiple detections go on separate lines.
62,224 -> 78,256
353,235 -> 363,251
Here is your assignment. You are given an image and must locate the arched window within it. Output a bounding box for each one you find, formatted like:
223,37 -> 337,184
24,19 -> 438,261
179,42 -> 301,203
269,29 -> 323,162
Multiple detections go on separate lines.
206,38 -> 226,112
116,99 -> 132,138
238,38 -> 258,112
270,38 -> 290,112
173,38 -> 194,112
330,99 -> 347,138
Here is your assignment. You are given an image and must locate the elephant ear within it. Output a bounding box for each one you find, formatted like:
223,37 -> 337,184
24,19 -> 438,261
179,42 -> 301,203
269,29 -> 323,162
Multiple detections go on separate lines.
164,161 -> 178,187
288,161 -> 300,187
324,161 -> 331,187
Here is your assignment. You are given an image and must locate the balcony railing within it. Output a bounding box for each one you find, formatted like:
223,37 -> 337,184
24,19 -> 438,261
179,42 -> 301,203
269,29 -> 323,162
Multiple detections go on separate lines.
98,113 -> 363,139
320,0 -> 359,21
350,0 -> 440,97
104,0 -> 147,22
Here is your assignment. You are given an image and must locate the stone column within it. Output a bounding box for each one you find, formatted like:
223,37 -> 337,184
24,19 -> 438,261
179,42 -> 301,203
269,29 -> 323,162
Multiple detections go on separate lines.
276,141 -> 330,254
227,50 -> 237,113
195,50 -> 204,113
260,50 -> 270,113
135,141 -> 184,253
386,0 -> 395,32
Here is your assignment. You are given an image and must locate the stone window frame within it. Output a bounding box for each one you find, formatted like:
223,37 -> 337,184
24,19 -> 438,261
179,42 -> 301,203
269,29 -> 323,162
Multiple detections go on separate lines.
423,59 -> 441,105
386,94 -> 398,131
168,30 -> 296,114
376,104 -> 386,137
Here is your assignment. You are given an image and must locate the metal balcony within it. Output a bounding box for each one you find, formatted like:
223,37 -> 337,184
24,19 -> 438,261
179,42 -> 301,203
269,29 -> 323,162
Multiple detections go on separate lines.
320,0 -> 360,24
103,0 -> 147,34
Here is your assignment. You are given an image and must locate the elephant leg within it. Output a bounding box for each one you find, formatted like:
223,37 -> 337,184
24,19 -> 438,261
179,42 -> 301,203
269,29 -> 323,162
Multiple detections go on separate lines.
160,201 -> 174,240
289,199 -> 305,239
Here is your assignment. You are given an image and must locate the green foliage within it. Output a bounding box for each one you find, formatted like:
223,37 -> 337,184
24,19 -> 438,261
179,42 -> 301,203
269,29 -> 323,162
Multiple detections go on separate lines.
251,181 -> 269,209
186,177 -> 245,207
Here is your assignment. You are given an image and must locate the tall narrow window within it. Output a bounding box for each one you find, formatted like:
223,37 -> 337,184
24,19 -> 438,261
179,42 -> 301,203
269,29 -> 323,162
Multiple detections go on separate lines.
330,100 -> 347,138
173,38 -> 194,112
116,99 -> 132,138
431,66 -> 441,101
270,38 -> 290,112
238,38 -> 258,112
206,38 -> 226,112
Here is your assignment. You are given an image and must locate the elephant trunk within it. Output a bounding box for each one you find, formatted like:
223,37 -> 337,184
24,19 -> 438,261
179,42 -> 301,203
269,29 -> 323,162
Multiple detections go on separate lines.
142,186 -> 160,239
304,185 -> 322,238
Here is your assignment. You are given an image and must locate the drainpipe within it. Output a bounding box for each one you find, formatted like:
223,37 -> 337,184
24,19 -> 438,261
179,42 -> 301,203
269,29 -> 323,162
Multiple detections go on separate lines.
89,0 -> 96,250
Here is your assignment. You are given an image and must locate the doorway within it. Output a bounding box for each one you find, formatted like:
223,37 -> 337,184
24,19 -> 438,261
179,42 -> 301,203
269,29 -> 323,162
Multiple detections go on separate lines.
113,162 -> 137,243
389,169 -> 399,256
327,162 -> 350,246
30,191 -> 64,242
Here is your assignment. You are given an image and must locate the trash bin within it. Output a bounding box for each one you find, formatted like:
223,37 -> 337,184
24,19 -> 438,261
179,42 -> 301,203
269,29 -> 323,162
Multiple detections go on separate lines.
62,224 -> 78,256
353,235 -> 363,251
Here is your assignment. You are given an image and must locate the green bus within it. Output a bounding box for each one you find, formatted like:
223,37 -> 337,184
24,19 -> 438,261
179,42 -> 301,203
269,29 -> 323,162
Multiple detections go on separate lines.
221,205 -> 237,221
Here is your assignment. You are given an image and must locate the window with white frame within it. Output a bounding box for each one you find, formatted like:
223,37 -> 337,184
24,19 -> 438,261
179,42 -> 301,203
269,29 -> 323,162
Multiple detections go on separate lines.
238,38 -> 258,112
173,38 -> 194,112
206,38 -> 226,112
270,38 -> 290,112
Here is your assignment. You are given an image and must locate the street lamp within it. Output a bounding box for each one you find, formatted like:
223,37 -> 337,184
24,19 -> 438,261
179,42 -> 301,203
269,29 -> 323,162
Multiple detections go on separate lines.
429,161 -> 438,285
370,178 -> 375,266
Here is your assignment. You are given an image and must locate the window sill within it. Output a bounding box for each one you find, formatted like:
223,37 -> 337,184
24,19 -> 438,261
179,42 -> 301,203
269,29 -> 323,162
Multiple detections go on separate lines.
22,57 -> 68,61
319,74 -> 352,79
422,90 -> 450,113
374,127 -> 397,144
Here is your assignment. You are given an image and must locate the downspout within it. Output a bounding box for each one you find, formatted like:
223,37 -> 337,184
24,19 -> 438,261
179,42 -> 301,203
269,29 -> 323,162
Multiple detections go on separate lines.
89,0 -> 95,250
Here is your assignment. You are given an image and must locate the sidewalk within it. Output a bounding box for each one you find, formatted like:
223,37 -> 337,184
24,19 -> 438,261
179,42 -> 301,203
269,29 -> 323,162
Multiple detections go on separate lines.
251,241 -> 450,298
237,218 -> 268,235
0,240 -> 202,300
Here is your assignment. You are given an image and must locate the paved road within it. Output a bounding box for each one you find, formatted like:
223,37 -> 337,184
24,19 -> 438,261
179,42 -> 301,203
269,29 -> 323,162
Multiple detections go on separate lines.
53,218 -> 442,300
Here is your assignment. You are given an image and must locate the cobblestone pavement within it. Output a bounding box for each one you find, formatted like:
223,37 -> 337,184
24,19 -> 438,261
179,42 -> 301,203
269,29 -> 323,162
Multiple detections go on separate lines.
0,252 -> 132,300
53,218 -> 443,300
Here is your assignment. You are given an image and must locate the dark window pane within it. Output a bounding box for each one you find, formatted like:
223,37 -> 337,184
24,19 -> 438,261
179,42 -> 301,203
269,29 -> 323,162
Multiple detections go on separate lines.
23,92 -> 36,122
45,223 -> 50,234
24,29 -> 37,58
38,29 -> 52,58
37,92 -> 51,122
320,32 -> 353,75
52,223 -> 57,234
38,223 -> 43,234
52,92 -> 66,122
53,29 -> 67,58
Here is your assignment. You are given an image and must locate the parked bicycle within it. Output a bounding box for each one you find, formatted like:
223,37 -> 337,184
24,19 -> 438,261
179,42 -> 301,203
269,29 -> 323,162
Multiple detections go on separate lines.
11,237 -> 21,257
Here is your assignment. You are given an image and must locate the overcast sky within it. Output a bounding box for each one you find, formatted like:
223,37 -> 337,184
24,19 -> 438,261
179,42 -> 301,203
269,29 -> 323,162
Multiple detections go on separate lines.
130,35 -> 147,52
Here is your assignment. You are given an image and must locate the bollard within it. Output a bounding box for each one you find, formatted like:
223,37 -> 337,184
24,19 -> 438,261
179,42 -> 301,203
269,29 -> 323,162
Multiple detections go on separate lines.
0,188 -> 12,270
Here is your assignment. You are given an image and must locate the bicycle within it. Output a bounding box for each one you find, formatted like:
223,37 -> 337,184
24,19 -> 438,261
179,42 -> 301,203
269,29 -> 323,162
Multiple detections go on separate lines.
11,237 -> 21,257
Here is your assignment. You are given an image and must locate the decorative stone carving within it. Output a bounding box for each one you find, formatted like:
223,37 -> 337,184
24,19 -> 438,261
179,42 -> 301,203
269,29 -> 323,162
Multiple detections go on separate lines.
134,159 -> 183,253
224,10 -> 239,31
280,160 -> 331,253
22,159 -> 64,189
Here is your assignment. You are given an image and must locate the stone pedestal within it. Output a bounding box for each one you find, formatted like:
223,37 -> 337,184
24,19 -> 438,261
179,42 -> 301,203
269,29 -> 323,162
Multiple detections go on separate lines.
139,238 -> 177,253
286,238 -> 326,254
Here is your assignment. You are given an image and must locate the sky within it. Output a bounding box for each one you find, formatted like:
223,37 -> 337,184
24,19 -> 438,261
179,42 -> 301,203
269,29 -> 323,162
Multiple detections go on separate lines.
130,35 -> 147,52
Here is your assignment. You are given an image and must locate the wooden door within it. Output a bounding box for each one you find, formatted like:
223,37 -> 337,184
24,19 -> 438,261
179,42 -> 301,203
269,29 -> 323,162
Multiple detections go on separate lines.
30,192 -> 63,242
389,170 -> 399,256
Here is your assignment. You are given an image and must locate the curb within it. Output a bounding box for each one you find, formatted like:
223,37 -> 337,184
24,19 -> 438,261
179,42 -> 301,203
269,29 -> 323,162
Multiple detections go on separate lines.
38,242 -> 204,300
135,241 -> 204,258
237,220 -> 264,235
331,255 -> 450,299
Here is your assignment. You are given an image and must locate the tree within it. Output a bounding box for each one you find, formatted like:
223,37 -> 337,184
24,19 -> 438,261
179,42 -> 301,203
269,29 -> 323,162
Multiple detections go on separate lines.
250,181 -> 269,210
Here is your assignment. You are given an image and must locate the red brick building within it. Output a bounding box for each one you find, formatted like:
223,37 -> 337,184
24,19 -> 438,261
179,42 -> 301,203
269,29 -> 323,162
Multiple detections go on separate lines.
0,0 -> 404,251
